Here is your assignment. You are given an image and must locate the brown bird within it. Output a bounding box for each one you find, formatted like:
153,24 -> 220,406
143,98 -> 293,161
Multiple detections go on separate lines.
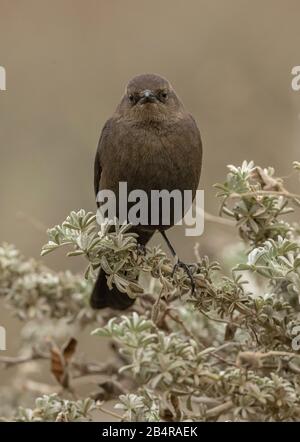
91,73 -> 202,309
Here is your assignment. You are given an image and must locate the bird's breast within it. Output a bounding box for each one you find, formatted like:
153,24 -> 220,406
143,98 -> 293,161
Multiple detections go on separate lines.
102,121 -> 200,195
99,118 -> 202,229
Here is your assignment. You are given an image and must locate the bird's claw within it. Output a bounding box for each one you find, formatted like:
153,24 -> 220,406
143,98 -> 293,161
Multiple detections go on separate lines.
172,259 -> 196,293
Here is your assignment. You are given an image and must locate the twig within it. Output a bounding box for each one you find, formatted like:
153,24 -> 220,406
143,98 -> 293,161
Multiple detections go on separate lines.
288,361 -> 300,374
0,350 -> 48,368
229,190 -> 300,200
196,207 -> 235,226
260,350 -> 300,359
236,350 -> 300,369
72,360 -> 119,378
210,352 -> 237,367
0,350 -> 120,379
151,286 -> 164,323
96,404 -> 123,420
206,400 -> 234,418
201,342 -> 240,367
198,308 -> 242,329
166,309 -> 203,344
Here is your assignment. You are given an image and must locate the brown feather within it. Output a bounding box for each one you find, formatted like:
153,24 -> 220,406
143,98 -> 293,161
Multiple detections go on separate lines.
91,74 -> 202,309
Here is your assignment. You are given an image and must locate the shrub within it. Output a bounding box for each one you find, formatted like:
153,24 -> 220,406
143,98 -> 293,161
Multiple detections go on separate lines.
1,161 -> 300,421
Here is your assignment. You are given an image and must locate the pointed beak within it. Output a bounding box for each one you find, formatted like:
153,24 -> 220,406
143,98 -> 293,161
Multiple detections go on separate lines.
139,89 -> 157,104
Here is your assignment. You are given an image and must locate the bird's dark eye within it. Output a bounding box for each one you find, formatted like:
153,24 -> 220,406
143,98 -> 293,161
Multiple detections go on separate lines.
129,94 -> 134,102
161,92 -> 168,99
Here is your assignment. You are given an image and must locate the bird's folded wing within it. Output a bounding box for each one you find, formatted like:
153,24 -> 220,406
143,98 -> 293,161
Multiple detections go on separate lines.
94,118 -> 114,203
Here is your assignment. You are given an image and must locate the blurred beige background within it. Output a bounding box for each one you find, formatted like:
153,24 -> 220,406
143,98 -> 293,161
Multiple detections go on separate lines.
1,0 -> 300,269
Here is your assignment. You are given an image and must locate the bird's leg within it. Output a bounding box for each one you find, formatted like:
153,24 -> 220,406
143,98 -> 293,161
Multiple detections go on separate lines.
160,231 -> 196,293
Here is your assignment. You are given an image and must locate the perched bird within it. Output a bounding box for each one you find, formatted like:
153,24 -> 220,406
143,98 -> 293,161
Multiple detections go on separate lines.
91,73 -> 202,309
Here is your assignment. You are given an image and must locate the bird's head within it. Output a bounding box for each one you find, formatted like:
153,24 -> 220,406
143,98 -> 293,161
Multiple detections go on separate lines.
117,74 -> 184,121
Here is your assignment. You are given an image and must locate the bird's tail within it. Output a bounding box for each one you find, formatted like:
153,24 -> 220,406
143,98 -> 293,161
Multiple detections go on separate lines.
90,229 -> 154,310
90,270 -> 134,310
